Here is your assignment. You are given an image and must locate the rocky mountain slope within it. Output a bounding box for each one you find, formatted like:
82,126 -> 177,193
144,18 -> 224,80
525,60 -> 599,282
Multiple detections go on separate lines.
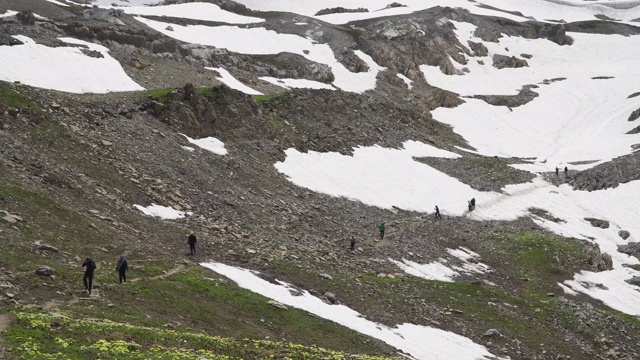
1,1 -> 640,359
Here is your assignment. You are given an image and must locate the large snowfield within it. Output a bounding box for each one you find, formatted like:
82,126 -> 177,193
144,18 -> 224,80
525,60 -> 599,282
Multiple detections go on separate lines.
4,0 -> 640,358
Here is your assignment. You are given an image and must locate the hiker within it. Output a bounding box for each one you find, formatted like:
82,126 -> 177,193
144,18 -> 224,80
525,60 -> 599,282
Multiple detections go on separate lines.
82,257 -> 97,294
555,167 -> 559,177
379,222 -> 385,239
564,166 -> 568,176
350,236 -> 356,251
434,205 -> 442,219
471,198 -> 476,209
468,200 -> 473,211
116,255 -> 128,284
188,231 -> 197,255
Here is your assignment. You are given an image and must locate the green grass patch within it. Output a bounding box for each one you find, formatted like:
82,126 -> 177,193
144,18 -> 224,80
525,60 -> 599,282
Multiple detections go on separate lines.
144,88 -> 174,101
336,27 -> 364,40
90,266 -> 392,356
5,307 -> 396,360
254,94 -> 278,103
0,87 -> 35,109
495,233 -> 584,291
196,86 -> 222,98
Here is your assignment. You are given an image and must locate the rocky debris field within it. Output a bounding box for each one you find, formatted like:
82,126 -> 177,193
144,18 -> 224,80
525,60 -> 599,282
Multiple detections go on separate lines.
1,1 -> 640,359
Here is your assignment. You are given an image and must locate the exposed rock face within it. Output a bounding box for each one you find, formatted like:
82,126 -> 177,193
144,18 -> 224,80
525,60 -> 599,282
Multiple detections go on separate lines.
618,242 -> 640,260
146,83 -> 261,138
254,53 -> 335,82
16,9 -> 36,25
585,243 -> 613,272
492,54 -> 528,69
619,230 -> 631,240
470,85 -> 539,108
538,24 -> 573,45
584,218 -> 610,229
625,276 -> 640,287
315,7 -> 368,16
468,41 -> 488,56
628,108 -> 640,121
427,89 -> 464,109
569,152 -> 640,191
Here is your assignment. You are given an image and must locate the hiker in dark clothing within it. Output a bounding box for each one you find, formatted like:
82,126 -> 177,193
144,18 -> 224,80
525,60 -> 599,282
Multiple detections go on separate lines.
564,166 -> 568,177
350,236 -> 356,251
188,231 -> 197,255
379,222 -> 385,239
82,258 -> 97,294
116,255 -> 128,284
434,205 -> 442,219
471,198 -> 476,209
555,167 -> 559,177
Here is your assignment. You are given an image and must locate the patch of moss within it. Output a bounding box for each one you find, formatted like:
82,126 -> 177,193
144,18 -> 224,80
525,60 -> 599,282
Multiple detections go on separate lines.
5,307 -> 398,359
338,27 -> 365,40
254,94 -> 278,103
144,88 -> 174,101
0,87 -> 37,109
498,233 -> 584,289
196,86 -> 222,98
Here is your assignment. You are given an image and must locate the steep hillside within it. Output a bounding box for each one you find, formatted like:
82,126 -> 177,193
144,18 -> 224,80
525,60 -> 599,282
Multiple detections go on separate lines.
1,1 -> 640,359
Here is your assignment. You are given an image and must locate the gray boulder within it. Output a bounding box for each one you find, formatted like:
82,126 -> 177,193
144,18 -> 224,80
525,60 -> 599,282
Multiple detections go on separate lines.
35,265 -> 54,276
618,230 -> 631,240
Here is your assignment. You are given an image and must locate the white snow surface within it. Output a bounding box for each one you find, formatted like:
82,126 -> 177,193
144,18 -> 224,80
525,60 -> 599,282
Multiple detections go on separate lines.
206,67 -> 262,95
133,204 -> 190,220
0,36 -> 143,93
423,21 -> 640,168
0,10 -> 17,17
119,3 -> 264,24
275,141 -> 496,215
396,73 -> 414,89
234,0 -> 640,24
134,17 -> 385,93
201,262 -> 502,360
43,0 -> 73,6
391,247 -> 491,282
259,76 -> 335,90
182,134 -> 228,155
86,0 -> 163,6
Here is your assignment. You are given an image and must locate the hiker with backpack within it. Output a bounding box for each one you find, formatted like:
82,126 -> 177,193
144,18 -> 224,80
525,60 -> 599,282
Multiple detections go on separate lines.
82,257 -> 97,294
379,222 -> 386,239
350,236 -> 356,251
188,231 -> 197,255
434,205 -> 442,219
116,255 -> 128,283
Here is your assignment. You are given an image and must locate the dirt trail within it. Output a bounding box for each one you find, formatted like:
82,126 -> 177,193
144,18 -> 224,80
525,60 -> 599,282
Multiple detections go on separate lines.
0,313 -> 12,333
128,263 -> 186,283
0,313 -> 11,359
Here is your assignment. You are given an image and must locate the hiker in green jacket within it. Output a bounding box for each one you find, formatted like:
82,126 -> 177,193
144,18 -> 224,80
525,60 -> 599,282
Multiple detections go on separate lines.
379,222 -> 385,239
